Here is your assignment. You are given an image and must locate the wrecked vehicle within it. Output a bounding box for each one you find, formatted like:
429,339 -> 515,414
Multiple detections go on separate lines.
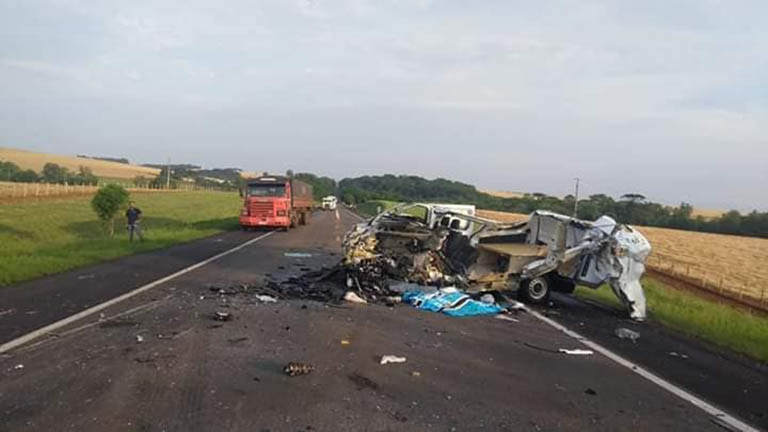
342,203 -> 651,320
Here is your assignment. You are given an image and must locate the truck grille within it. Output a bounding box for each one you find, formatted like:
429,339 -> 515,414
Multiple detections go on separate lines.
249,201 -> 274,216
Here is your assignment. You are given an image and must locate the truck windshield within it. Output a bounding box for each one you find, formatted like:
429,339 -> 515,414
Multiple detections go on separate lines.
247,184 -> 286,197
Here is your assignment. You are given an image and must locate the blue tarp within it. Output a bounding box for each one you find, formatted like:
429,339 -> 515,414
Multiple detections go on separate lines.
402,288 -> 503,317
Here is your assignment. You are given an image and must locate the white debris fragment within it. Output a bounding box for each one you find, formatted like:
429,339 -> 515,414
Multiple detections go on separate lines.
344,291 -> 368,304
13,364 -> 24,370
380,355 -> 407,365
507,301 -> 527,311
559,349 -> 594,356
479,294 -> 495,304
255,295 -> 278,303
284,252 -> 312,258
495,315 -> 519,323
614,327 -> 640,342
135,335 -> 144,343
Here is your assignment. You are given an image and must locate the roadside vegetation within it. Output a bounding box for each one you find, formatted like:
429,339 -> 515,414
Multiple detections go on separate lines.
0,191 -> 241,285
576,279 -> 768,363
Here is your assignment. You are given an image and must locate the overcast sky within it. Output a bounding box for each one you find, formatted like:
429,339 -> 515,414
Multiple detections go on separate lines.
1,0 -> 766,210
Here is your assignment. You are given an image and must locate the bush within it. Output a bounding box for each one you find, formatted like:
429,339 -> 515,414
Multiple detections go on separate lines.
91,184 -> 129,236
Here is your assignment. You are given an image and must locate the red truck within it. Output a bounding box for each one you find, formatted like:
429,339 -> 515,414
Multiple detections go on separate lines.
239,176 -> 313,230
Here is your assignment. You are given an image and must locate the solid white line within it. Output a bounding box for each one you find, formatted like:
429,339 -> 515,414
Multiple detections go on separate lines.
0,231 -> 275,355
527,309 -> 760,432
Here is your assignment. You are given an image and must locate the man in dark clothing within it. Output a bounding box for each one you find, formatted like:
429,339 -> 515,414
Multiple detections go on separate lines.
126,201 -> 144,242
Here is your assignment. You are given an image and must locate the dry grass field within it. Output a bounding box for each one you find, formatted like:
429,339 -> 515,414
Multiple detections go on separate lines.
480,189 -> 526,199
476,209 -> 768,305
0,147 -> 160,179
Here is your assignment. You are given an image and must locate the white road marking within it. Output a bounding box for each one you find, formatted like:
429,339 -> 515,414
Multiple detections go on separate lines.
335,209 -> 340,220
528,309 -> 760,432
0,231 -> 275,355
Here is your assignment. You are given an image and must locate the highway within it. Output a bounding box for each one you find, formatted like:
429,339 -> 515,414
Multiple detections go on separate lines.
0,209 -> 764,431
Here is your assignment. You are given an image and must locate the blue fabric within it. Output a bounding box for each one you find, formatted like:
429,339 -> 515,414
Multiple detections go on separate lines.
402,289 -> 503,317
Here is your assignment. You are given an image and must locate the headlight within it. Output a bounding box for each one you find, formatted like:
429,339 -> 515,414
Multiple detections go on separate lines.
277,210 -> 286,216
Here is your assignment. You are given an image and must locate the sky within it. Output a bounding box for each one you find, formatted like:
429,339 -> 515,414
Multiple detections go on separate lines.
1,0 -> 766,211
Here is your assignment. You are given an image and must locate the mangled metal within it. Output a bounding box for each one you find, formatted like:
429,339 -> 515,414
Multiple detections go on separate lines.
342,203 -> 652,320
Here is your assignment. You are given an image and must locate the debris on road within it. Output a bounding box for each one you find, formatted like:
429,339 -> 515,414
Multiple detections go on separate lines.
615,327 -> 641,342
213,311 -> 232,322
402,287 -> 504,317
495,315 -> 519,323
343,291 -> 367,304
135,335 -> 144,343
284,252 -> 313,258
13,364 -> 24,370
340,339 -> 351,345
76,274 -> 95,280
559,349 -> 594,356
283,362 -> 315,376
584,388 -> 598,396
342,203 -> 651,320
669,351 -> 689,359
255,294 -> 278,303
380,355 -> 407,365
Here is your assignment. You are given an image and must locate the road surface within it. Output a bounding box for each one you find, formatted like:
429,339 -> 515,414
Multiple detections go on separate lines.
0,209 -> 764,431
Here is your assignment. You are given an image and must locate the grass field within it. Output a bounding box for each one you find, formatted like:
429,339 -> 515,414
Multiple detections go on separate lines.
0,147 -> 160,180
0,192 -> 241,285
576,279 -> 768,363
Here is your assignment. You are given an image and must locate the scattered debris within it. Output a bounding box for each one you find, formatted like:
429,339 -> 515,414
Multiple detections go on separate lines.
13,364 -> 24,370
283,362 -> 315,376
255,294 -> 278,303
342,203 -> 651,320
227,337 -> 248,344
77,274 -> 95,280
669,351 -> 689,359
411,371 -> 421,377
340,340 -> 351,345
615,327 -> 640,342
213,312 -> 232,322
284,252 -> 313,258
495,315 -> 519,323
479,293 -> 496,304
584,388 -> 598,396
0,309 -> 15,317
99,319 -> 139,328
343,291 -> 368,304
559,349 -> 594,356
135,335 -> 144,343
380,355 -> 407,365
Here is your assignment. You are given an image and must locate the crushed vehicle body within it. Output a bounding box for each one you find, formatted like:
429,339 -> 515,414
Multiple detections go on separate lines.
342,203 -> 651,320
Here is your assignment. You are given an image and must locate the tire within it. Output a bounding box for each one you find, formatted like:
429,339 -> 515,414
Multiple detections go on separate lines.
518,275 -> 551,304
299,212 -> 307,226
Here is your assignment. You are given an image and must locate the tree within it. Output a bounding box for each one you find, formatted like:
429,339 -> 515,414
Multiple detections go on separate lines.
11,169 -> 39,183
42,163 -> 70,183
0,161 -> 21,181
620,193 -> 646,203
91,184 -> 129,236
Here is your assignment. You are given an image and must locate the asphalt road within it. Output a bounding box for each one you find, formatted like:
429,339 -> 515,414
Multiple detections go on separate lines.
0,209 -> 763,431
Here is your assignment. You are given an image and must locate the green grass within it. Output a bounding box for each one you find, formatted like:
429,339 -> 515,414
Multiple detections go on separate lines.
0,191 -> 242,285
356,200 -> 399,217
576,278 -> 768,363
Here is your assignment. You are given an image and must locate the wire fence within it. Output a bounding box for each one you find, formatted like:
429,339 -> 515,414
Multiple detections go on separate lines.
645,254 -> 767,312
0,181 -> 229,200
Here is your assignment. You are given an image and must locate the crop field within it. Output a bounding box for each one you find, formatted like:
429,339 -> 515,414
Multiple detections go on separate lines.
0,191 -> 241,285
0,147 -> 160,179
476,209 -> 768,307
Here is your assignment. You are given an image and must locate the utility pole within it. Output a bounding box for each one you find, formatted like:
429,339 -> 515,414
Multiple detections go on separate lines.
165,157 -> 171,189
573,177 -> 581,217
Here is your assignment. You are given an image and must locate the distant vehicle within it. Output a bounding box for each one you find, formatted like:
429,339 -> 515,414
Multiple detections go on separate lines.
239,176 -> 313,230
321,196 -> 338,211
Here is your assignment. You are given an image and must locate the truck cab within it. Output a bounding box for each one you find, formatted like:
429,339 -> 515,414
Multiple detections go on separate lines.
321,196 -> 338,211
239,176 -> 313,229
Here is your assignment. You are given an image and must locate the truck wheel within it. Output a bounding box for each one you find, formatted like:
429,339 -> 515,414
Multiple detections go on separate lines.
299,212 -> 307,225
518,276 -> 551,304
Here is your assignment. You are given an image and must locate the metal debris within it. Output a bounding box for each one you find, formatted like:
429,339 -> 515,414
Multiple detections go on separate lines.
283,362 -> 315,376
380,355 -> 407,365
213,311 -> 232,322
343,291 -> 367,304
559,349 -> 594,356
615,327 -> 640,342
495,315 -> 519,323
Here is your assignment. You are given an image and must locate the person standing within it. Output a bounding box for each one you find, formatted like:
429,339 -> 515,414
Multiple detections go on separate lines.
126,201 -> 144,242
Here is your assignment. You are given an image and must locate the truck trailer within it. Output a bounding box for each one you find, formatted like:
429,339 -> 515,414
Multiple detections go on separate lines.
239,176 -> 313,230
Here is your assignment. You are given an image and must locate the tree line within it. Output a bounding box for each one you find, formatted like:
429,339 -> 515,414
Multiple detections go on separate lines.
338,175 -> 768,238
0,161 -> 98,185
